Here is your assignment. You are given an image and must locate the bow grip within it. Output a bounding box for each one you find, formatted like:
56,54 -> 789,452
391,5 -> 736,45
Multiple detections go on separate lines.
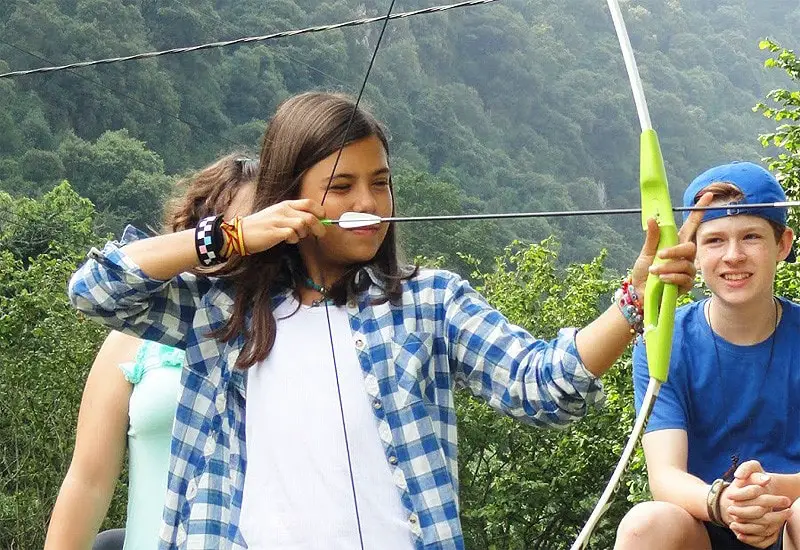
639,128 -> 678,383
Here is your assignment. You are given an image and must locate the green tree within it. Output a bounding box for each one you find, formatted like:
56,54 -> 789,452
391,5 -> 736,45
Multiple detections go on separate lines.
755,40 -> 800,302
57,129 -> 172,235
755,40 -> 800,225
456,240 -> 640,549
0,185 -> 117,550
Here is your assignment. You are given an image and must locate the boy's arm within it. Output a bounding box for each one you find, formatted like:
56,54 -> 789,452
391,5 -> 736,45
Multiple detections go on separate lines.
642,429 -> 715,521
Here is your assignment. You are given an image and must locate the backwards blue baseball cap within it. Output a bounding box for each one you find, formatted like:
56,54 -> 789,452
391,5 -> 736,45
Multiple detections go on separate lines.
682,161 -> 795,262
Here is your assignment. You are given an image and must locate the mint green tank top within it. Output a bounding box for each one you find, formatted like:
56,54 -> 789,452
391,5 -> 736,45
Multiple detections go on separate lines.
118,341 -> 183,550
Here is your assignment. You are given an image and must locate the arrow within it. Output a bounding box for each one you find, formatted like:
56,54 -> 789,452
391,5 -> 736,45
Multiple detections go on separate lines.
322,201 -> 800,228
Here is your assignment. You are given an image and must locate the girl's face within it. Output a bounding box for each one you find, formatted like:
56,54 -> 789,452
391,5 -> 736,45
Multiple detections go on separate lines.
297,134 -> 393,278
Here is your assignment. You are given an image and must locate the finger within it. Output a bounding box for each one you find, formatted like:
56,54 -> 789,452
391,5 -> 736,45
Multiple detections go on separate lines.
289,198 -> 326,220
653,273 -> 694,290
281,227 -> 300,245
726,483 -> 768,502
729,504 -> 771,521
286,218 -> 309,240
734,532 -> 775,549
729,520 -> 769,535
309,218 -> 327,238
639,218 -> 660,259
678,191 -> 714,243
656,241 -> 696,261
729,496 -> 790,519
649,258 -> 695,276
735,460 -> 766,481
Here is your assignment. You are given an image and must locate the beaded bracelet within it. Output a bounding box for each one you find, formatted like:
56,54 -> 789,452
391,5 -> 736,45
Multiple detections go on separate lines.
613,278 -> 644,336
194,214 -> 225,266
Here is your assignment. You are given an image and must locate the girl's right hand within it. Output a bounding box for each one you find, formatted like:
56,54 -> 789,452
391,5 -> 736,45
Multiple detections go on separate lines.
241,199 -> 327,253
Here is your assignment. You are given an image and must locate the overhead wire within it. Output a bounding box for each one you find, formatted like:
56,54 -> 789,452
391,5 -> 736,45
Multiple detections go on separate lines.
0,38 -> 243,150
0,0 -> 500,79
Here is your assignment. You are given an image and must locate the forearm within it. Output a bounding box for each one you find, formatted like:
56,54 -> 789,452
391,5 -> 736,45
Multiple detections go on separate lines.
121,229 -> 199,280
69,232 -> 206,347
771,472 -> 800,502
575,304 -> 635,377
44,474 -> 115,550
650,466 -> 713,521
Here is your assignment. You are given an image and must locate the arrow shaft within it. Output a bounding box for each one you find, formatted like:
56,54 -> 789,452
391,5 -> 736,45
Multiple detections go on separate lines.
326,201 -> 800,225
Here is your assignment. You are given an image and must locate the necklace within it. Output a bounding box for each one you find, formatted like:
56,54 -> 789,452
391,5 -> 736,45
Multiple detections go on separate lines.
303,277 -> 333,307
708,297 -> 778,481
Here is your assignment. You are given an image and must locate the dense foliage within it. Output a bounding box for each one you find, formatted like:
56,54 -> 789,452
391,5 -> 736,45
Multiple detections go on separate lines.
1,0 -> 799,548
1,0 -> 798,264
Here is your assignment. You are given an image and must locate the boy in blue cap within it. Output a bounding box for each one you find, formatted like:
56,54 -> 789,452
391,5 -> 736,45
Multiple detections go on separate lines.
615,162 -> 800,550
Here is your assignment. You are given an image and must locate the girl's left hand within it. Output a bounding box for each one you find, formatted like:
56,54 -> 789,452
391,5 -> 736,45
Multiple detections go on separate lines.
630,192 -> 714,297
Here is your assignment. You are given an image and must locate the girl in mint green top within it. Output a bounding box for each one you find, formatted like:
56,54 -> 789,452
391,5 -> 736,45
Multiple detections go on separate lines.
118,342 -> 183,549
44,154 -> 259,550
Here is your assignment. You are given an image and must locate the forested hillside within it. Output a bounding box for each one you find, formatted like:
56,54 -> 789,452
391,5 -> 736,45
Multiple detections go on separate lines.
1,0 -> 797,267
1,1 -> 799,548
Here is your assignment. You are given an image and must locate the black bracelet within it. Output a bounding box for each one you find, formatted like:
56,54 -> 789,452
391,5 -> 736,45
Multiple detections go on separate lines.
195,214 -> 224,266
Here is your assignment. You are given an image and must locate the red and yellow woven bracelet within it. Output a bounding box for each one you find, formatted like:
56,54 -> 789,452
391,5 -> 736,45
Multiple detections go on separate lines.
219,216 -> 248,258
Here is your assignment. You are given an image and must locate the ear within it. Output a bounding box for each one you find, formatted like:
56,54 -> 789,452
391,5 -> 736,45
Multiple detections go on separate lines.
777,226 -> 795,262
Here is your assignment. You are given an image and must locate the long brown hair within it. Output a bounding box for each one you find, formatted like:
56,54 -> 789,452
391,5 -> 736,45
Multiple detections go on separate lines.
215,92 -> 414,369
164,154 -> 259,232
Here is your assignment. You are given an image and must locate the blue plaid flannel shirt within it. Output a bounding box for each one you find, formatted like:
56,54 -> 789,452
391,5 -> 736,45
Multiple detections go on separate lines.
68,227 -> 604,549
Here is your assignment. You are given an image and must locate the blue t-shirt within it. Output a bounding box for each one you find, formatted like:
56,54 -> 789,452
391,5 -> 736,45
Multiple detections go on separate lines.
633,297 -> 800,484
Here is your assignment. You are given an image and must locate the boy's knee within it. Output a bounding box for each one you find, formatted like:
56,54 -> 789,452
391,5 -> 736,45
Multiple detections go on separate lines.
617,502 -> 665,541
615,501 -> 695,549
787,498 -> 800,529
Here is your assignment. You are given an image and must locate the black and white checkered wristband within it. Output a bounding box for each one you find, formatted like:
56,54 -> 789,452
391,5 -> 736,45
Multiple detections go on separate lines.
194,215 -> 224,266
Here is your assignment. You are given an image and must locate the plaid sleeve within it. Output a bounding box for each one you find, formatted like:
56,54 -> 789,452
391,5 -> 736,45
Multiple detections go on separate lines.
444,273 -> 604,427
68,227 -> 208,350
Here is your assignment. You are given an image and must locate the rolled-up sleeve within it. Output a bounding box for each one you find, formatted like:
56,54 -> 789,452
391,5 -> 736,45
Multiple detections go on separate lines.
445,273 -> 604,427
68,226 -> 208,349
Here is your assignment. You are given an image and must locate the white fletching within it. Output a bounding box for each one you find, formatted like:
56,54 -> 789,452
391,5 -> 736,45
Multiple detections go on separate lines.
335,212 -> 383,229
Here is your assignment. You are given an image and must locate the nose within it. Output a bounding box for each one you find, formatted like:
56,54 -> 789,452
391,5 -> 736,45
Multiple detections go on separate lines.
722,239 -> 746,263
351,182 -> 378,213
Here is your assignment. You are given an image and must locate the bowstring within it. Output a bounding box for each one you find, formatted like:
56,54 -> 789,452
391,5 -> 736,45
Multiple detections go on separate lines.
315,1 -> 397,547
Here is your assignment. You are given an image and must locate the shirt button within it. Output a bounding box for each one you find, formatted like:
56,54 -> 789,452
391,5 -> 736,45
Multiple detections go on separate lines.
409,513 -> 418,525
372,399 -> 382,410
215,392 -> 226,413
388,455 -> 398,465
186,479 -> 198,500
354,338 -> 365,350
204,434 -> 215,456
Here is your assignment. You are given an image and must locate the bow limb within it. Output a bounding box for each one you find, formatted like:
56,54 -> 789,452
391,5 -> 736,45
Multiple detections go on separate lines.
570,2 -> 678,548
640,129 -> 678,384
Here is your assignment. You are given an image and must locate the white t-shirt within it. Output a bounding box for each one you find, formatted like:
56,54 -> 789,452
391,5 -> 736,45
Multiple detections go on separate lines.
240,297 -> 414,550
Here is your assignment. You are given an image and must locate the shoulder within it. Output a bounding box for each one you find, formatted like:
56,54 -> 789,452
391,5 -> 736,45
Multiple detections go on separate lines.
403,268 -> 470,292
96,331 -> 143,365
84,331 -> 142,392
675,299 -> 704,325
634,300 -> 705,368
121,340 -> 184,384
778,297 -> 800,323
